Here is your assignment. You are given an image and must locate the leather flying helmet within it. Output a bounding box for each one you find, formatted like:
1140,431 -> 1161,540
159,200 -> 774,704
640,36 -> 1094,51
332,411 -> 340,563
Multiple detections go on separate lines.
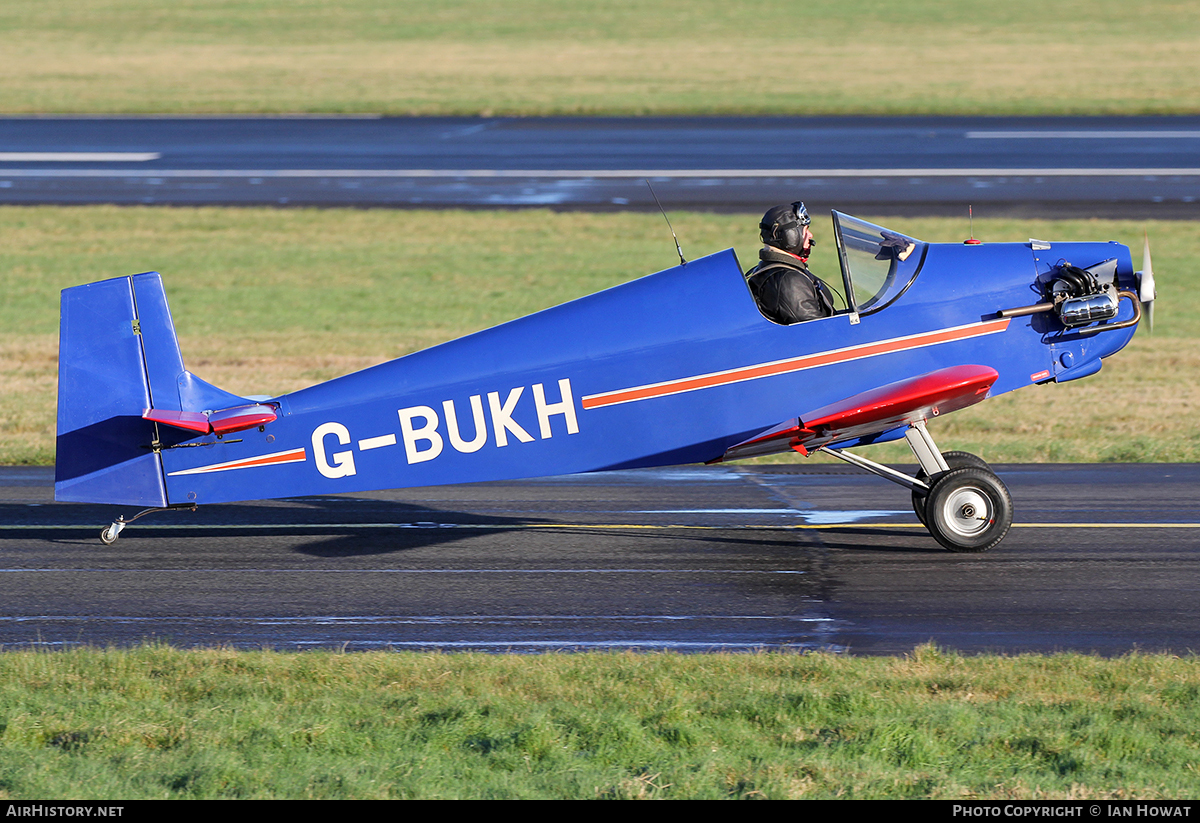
759,201 -> 810,255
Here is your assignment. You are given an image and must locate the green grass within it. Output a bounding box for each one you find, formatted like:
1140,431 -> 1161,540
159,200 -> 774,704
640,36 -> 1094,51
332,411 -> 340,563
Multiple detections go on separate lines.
3,206 -> 1198,466
1,645 -> 1199,799
1,0 -> 1198,115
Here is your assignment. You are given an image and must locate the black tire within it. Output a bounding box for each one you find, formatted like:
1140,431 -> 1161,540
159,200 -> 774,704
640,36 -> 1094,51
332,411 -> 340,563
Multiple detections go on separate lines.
911,451 -> 990,526
923,466 -> 1013,552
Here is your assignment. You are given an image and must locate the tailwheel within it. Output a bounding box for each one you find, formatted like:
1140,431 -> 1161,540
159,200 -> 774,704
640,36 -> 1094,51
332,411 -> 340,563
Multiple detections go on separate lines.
94,504 -> 197,544
923,466 -> 1012,553
911,451 -> 991,526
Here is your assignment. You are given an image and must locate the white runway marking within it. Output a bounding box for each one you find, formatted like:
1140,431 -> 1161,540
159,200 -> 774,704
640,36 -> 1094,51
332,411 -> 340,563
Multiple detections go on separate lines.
0,615 -> 841,652
0,614 -> 830,623
9,521 -> 1200,531
0,114 -> 382,119
636,508 -> 807,514
0,568 -> 808,575
635,508 -> 911,523
295,641 -> 832,649
5,637 -> 842,651
968,131 -> 1200,139
800,510 -> 911,524
0,152 -> 161,161
0,167 -> 1198,178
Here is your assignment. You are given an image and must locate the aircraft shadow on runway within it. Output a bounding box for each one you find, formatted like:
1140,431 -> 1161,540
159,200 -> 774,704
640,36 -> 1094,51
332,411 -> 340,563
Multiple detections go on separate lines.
8,496 -> 955,559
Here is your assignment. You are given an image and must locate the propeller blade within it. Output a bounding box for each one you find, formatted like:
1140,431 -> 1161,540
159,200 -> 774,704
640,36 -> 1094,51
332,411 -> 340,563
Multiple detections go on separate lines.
1139,231 -> 1156,333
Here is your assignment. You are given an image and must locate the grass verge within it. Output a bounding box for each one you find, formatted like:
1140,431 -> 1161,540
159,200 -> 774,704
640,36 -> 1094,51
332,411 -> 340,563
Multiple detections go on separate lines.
2,206 -> 1197,466
1,0 -> 1198,115
1,644 -> 1198,799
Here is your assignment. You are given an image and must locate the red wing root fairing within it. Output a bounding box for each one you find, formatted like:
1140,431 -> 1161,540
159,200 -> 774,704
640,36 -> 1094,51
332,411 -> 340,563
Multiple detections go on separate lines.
56,212 -> 1147,552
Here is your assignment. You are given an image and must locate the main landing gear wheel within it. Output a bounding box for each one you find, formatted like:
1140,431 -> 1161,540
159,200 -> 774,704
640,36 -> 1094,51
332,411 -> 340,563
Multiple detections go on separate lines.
911,451 -> 991,527
817,427 -> 1016,553
923,466 -> 1012,553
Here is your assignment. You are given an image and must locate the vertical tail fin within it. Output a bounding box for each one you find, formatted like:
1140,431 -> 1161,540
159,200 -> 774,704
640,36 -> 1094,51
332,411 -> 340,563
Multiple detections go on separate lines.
55,272 -> 247,505
56,273 -> 170,504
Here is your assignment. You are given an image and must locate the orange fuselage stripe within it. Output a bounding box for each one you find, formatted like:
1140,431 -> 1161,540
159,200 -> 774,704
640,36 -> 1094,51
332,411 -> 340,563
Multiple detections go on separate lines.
166,447 -> 307,476
580,319 -> 1010,410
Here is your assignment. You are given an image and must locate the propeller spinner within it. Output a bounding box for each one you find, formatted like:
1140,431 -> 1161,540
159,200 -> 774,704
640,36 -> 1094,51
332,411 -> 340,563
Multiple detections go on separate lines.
1138,232 -> 1156,333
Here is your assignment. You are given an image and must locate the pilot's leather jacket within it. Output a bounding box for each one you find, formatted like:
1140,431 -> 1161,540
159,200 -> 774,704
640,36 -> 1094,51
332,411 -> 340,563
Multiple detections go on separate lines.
745,245 -> 835,325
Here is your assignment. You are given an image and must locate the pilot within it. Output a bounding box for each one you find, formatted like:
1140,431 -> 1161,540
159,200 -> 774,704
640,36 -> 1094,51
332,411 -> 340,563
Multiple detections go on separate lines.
745,201 -> 836,324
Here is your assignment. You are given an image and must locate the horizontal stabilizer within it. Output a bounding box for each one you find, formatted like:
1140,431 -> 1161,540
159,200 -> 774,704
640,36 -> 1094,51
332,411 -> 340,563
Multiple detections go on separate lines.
713,365 -> 998,462
142,408 -> 210,433
144,403 -> 277,436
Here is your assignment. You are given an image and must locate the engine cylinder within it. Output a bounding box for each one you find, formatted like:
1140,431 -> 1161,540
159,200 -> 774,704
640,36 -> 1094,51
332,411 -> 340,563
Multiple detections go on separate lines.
1058,292 -> 1119,327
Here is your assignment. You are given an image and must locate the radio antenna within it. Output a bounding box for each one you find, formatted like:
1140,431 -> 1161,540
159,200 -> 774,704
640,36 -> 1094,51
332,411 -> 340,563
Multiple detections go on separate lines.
646,180 -> 686,265
964,204 -> 982,245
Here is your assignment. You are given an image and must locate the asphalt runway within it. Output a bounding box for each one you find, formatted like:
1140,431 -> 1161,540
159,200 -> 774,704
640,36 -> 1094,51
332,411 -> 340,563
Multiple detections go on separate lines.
4,463 -> 1198,655
1,115 -> 1199,215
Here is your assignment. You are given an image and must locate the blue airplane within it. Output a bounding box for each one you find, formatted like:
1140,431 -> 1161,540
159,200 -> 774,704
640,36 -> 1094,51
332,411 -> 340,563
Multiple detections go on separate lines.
55,211 -> 1153,552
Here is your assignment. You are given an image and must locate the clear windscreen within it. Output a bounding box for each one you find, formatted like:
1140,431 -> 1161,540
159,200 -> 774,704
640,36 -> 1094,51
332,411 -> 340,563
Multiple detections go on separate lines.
832,212 -> 926,313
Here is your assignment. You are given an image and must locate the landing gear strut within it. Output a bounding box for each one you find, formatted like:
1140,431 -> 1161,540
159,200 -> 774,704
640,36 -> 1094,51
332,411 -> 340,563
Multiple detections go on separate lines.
99,503 -> 197,544
817,420 -> 1013,552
